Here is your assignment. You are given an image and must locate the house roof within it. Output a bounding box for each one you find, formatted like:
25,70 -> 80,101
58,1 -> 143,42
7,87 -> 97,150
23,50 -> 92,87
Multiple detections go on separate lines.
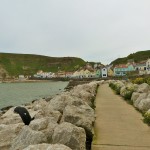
114,64 -> 128,68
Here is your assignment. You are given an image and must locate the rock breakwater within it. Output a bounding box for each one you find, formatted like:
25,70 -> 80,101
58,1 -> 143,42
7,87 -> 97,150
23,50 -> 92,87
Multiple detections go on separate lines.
0,80 -> 104,150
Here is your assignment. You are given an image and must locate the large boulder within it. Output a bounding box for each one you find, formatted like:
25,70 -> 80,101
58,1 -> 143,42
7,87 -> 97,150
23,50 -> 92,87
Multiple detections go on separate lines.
52,122 -> 86,150
0,123 -> 23,150
48,93 -> 87,113
32,99 -> 48,111
29,117 -> 49,131
48,93 -> 73,113
61,104 -> 95,137
29,117 -> 58,143
133,93 -> 148,108
0,107 -> 22,124
34,106 -> 61,123
71,90 -> 94,107
70,82 -> 99,107
136,83 -> 150,93
131,92 -> 140,103
10,126 -> 47,150
137,98 -> 150,112
23,144 -> 72,150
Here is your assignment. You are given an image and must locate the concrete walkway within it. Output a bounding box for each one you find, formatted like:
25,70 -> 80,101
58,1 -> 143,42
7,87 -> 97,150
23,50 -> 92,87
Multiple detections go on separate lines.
92,84 -> 150,150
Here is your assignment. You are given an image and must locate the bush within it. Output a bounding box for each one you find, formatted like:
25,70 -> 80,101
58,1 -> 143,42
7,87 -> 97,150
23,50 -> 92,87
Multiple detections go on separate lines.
132,77 -> 150,85
109,82 -> 121,95
143,112 -> 150,125
132,77 -> 145,84
124,90 -> 134,100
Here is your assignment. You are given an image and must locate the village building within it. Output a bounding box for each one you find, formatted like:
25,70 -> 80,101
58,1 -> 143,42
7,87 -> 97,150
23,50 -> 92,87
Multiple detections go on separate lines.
114,63 -> 135,76
135,61 -> 147,75
34,70 -> 55,78
107,68 -> 114,77
146,58 -> 150,74
18,75 -> 26,81
101,67 -> 107,78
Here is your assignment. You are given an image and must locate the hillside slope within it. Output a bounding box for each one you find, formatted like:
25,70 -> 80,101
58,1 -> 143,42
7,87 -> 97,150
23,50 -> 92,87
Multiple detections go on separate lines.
111,50 -> 150,65
0,53 -> 86,76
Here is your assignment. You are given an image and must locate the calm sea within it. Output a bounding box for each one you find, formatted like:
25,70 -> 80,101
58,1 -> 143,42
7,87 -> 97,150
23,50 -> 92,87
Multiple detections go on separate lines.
0,81 -> 69,109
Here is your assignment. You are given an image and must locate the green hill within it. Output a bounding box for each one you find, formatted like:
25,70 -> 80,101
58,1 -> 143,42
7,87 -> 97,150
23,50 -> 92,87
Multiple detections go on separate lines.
111,50 -> 150,65
0,53 -> 86,76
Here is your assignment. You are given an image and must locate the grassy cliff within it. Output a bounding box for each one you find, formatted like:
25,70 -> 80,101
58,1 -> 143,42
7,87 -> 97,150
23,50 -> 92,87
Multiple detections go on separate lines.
111,50 -> 150,65
0,53 -> 86,76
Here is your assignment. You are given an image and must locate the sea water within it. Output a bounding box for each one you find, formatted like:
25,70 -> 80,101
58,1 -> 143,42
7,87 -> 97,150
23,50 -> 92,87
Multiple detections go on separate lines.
0,81 -> 69,109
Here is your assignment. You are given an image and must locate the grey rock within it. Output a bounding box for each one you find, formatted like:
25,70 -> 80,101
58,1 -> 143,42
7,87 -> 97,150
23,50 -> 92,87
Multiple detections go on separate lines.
137,83 -> 150,93
10,126 -> 47,150
133,93 -> 148,108
23,143 -> 72,150
52,122 -> 86,150
131,92 -> 140,103
0,123 -> 23,150
61,104 -> 95,137
138,98 -> 150,112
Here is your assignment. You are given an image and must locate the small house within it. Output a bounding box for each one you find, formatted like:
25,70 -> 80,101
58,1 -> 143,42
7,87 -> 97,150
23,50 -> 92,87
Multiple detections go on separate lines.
101,67 -> 107,78
146,58 -> 150,74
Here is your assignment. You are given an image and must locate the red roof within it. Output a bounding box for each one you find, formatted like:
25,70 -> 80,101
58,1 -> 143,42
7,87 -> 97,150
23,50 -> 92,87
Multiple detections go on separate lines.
115,64 -> 128,68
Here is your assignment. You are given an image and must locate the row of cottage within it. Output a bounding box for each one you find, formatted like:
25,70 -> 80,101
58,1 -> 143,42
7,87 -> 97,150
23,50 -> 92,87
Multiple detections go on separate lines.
33,59 -> 150,78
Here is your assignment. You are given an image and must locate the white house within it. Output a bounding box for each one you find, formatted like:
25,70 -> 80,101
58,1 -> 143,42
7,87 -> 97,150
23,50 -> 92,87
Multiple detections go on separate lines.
19,75 -> 26,81
146,58 -> 150,74
101,67 -> 107,78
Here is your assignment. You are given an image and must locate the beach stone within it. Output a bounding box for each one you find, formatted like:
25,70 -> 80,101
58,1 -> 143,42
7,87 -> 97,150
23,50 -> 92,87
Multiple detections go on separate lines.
0,123 -> 23,150
23,143 -> 72,150
10,126 -> 47,150
52,122 -> 86,150
137,83 -> 150,93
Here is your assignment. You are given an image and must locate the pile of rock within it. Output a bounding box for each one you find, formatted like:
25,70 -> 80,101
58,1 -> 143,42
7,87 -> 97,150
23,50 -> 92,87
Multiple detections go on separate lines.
0,80 -> 103,150
109,80 -> 150,114
131,83 -> 150,112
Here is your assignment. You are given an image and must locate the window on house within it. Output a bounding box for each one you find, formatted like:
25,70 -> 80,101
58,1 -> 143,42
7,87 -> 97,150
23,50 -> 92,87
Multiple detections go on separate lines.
144,67 -> 146,70
103,74 -> 106,76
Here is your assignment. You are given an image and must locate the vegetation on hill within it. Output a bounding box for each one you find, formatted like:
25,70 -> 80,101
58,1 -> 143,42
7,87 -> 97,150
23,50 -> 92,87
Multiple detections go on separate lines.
111,50 -> 150,65
0,53 -> 86,76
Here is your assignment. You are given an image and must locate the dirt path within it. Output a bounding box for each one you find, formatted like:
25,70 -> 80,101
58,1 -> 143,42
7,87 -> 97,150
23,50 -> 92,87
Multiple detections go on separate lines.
92,83 -> 150,150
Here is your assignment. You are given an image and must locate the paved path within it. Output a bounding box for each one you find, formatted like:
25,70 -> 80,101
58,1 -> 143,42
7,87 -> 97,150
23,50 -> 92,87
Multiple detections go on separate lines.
92,83 -> 150,150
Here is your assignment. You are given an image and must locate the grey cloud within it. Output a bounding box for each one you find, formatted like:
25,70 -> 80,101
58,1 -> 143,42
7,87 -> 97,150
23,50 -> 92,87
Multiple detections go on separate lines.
0,0 -> 150,64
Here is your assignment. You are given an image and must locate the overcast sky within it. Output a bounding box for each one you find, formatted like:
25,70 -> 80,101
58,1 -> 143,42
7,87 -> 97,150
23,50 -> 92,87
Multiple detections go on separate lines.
0,0 -> 150,64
